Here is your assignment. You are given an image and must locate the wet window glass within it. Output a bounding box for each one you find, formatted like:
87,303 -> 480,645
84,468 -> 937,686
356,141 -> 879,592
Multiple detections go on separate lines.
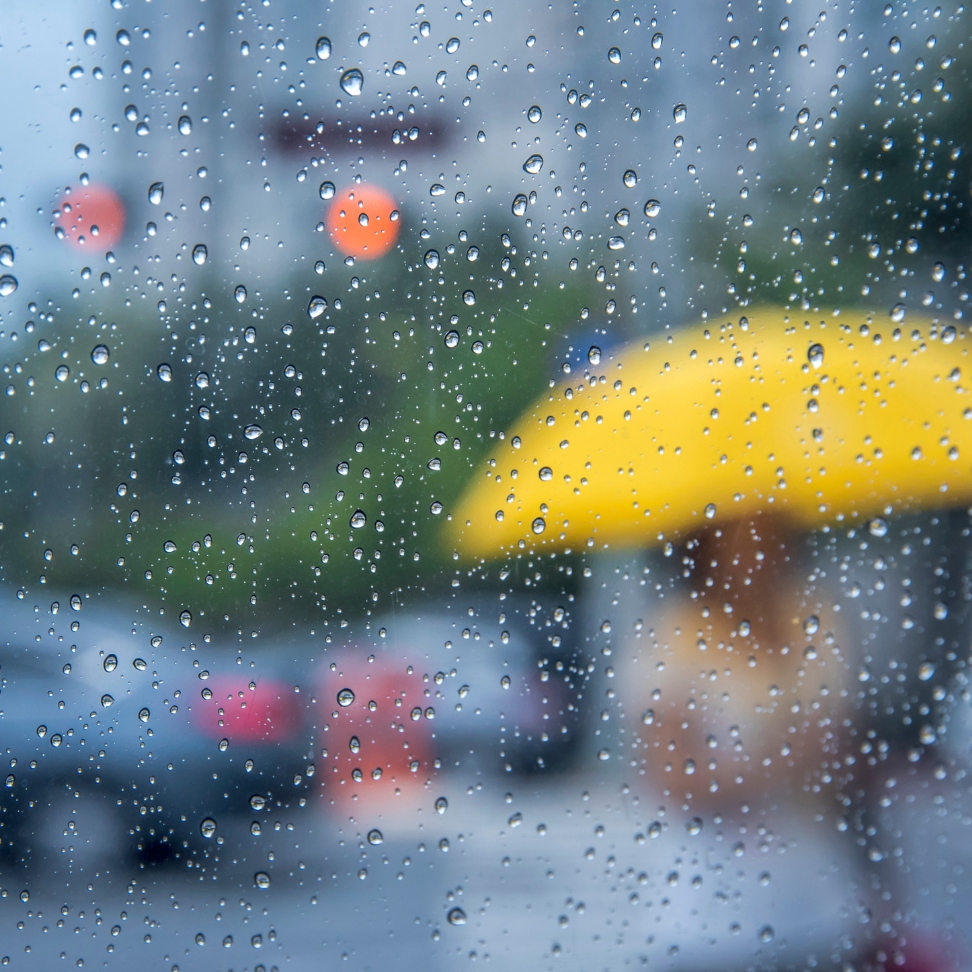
1,1 -> 971,969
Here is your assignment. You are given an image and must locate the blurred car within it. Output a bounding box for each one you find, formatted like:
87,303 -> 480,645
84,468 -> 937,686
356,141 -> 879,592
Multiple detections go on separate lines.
0,586 -> 578,871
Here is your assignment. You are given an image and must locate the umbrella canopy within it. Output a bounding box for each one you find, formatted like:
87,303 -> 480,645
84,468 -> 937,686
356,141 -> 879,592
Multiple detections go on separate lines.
450,308 -> 972,559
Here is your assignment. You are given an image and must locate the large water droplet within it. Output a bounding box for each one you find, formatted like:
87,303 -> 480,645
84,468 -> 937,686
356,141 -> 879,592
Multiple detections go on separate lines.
91,344 -> 110,365
532,516 -> 546,535
337,687 -> 356,707
157,363 -> 173,382
0,245 -> 13,267
444,330 -> 460,348
249,794 -> 267,811
644,199 -> 661,218
254,872 -> 271,890
367,828 -> 383,845
868,517 -> 889,537
607,236 -> 625,250
0,276 -> 18,297
807,343 -> 824,368
138,707 -> 150,723
622,169 -> 638,188
234,285 -> 247,303
447,907 -> 467,926
179,609 -> 192,627
192,244 -> 208,265
148,182 -> 164,206
539,466 -> 553,481
340,68 -> 364,97
528,105 -> 542,123
673,103 -> 687,123
200,817 -> 217,838
424,249 -> 440,269
308,295 -> 328,318
523,154 -> 543,175
319,181 -> 336,200
803,615 -> 820,635
177,115 -> 192,136
103,654 -> 118,673
244,424 -> 263,440
315,36 -> 331,59
512,194 -> 528,217
55,365 -> 70,382
101,694 -> 114,707
435,796 -> 449,814
195,371 -> 210,389
350,510 -> 367,529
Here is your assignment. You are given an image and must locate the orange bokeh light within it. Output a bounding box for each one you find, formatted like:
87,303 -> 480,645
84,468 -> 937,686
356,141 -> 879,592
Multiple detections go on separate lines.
326,184 -> 400,259
56,184 -> 126,249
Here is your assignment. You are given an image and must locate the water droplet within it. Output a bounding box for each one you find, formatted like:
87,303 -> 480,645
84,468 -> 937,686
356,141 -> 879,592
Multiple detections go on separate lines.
812,186 -> 825,204
704,503 -> 717,519
199,817 -> 217,838
191,244 -> 207,265
36,725 -> 47,738
747,137 -> 758,152
319,181 -> 336,200
868,517 -> 889,538
447,907 -> 467,926
244,424 -> 263,440
195,371 -> 210,389
918,661 -> 936,681
244,326 -> 257,344
608,46 -> 622,64
315,36 -> 331,59
789,228 -> 803,245
249,794 -> 267,810
644,199 -> 661,218
350,509 -> 367,529
462,290 -> 475,305
673,103 -> 687,123
512,194 -> 528,217
91,344 -> 109,365
430,501 -> 444,514
574,122 -> 587,138
157,363 -> 173,382
933,262 -> 946,282
83,28 -> 97,45
528,105 -> 542,123
686,817 -> 703,836
889,35 -> 902,54
51,733 -> 63,747
337,687 -> 356,707
234,285 -> 247,303
395,61 -> 409,76
435,796 -> 449,814
807,343 -> 824,368
308,295 -> 328,318
803,615 -> 820,635
0,245 -> 13,267
179,609 -> 192,627
0,275 -> 18,297
424,249 -> 440,269
367,828 -> 383,845
652,31 -> 664,49
891,303 -> 906,323
623,169 -> 638,188
607,236 -> 625,250
340,68 -> 364,97
134,657 -> 148,670
429,184 -> 446,197
101,693 -> 114,707
254,872 -> 271,890
539,466 -> 553,481
758,925 -> 774,943
444,330 -> 460,349
138,707 -> 150,722
103,654 -> 118,672
532,516 -> 546,534
523,154 -> 543,175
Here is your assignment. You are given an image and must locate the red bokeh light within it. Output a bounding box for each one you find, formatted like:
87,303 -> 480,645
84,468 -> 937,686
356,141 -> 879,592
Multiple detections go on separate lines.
55,184 -> 126,250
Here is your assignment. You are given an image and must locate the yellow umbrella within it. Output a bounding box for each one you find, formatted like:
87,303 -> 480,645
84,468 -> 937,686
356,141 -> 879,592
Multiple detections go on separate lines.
450,307 -> 972,559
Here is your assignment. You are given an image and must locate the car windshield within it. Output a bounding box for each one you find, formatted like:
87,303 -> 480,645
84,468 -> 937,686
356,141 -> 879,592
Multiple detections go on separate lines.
2,1 -> 971,969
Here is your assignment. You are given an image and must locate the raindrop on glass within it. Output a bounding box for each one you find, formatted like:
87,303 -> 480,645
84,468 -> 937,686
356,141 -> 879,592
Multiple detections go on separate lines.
191,244 -> 207,265
340,68 -> 364,97
91,344 -> 109,365
337,687 -> 356,707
